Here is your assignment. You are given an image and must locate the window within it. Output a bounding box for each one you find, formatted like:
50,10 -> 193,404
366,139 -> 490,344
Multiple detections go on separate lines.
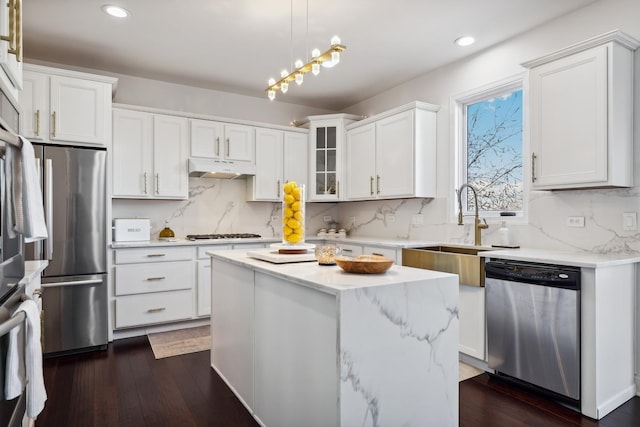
454,76 -> 524,218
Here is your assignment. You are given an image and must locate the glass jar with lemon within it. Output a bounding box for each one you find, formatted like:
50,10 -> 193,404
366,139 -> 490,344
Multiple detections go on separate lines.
282,181 -> 305,245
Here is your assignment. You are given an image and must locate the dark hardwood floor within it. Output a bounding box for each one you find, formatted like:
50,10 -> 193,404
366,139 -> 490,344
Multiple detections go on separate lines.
37,336 -> 640,426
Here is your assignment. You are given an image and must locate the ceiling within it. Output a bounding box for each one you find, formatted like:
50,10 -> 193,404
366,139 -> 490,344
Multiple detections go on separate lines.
23,0 -> 597,111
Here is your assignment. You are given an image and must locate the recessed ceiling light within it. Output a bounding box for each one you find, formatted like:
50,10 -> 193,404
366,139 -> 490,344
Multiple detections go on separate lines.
455,36 -> 475,47
102,5 -> 130,18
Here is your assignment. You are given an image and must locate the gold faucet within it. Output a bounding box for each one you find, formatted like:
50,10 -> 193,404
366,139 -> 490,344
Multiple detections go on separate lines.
456,183 -> 489,246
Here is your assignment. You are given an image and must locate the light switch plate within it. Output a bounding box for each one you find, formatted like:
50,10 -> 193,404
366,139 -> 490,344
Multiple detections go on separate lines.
623,212 -> 637,231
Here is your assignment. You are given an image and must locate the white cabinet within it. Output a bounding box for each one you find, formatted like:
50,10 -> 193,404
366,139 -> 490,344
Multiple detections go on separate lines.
248,128 -> 308,201
346,102 -> 438,200
21,65 -> 115,146
459,285 -> 485,360
112,108 -> 188,199
524,31 -> 639,190
0,0 -> 22,96
114,247 -> 195,329
308,114 -> 360,202
196,245 -> 232,317
190,118 -> 255,163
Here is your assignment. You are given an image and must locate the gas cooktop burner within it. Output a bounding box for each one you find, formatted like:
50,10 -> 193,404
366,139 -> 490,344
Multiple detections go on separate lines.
185,233 -> 262,241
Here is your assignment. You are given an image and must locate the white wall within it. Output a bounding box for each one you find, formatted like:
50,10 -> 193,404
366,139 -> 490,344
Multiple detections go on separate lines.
338,0 -> 640,253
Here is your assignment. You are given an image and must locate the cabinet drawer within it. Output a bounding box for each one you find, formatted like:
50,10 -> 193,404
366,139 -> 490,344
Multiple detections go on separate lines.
115,261 -> 193,295
363,246 -> 397,263
339,243 -> 363,256
115,290 -> 194,328
197,245 -> 232,259
115,246 -> 193,264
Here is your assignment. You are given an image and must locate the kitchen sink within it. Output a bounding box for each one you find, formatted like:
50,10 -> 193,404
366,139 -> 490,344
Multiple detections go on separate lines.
402,245 -> 494,287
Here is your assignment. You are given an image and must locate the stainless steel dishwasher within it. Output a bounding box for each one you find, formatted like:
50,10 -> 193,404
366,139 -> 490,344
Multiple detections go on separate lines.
485,259 -> 581,405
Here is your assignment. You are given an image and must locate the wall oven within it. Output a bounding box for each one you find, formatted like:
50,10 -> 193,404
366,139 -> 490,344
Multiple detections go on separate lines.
0,78 -> 27,426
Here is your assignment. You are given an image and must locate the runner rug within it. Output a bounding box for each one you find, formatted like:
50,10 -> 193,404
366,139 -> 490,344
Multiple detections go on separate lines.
147,325 -> 211,359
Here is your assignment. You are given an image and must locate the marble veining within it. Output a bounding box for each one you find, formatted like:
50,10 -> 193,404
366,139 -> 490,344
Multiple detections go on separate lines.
339,280 -> 459,426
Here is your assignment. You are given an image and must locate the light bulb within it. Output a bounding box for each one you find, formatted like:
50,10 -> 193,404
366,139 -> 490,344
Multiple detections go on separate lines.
294,59 -> 304,69
331,50 -> 340,64
311,48 -> 320,59
295,72 -> 303,85
281,69 -> 289,78
331,35 -> 341,45
267,90 -> 276,101
268,78 -> 276,86
281,82 -> 289,93
312,61 -> 320,76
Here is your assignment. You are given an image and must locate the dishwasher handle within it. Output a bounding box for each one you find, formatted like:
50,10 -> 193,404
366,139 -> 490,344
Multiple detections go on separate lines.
485,260 -> 580,290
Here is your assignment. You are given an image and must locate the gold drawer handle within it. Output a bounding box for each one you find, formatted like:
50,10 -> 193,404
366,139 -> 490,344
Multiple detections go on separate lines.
147,307 -> 166,313
147,253 -> 166,257
146,276 -> 166,281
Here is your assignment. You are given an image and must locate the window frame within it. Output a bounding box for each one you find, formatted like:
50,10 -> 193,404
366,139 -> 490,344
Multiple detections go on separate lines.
451,73 -> 529,224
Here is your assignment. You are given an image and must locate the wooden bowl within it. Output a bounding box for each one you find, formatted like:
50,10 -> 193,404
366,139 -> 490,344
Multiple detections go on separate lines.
335,254 -> 394,274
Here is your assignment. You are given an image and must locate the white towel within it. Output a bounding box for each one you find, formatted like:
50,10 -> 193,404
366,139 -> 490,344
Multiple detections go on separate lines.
17,136 -> 48,243
4,300 -> 47,417
4,139 -> 21,239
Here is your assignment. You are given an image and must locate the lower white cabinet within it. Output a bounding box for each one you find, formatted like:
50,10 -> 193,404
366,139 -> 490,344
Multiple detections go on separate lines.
113,246 -> 194,329
459,284 -> 485,360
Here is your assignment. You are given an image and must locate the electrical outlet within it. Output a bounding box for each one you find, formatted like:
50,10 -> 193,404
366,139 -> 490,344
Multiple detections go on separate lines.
386,214 -> 396,223
411,214 -> 423,225
566,216 -> 585,227
623,212 -> 637,231
323,215 -> 332,223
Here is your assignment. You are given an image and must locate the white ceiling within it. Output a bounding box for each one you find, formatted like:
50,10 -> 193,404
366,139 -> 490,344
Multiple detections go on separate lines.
23,0 -> 597,110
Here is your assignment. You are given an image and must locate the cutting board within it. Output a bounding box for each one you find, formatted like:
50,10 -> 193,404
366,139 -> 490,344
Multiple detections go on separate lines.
247,249 -> 317,264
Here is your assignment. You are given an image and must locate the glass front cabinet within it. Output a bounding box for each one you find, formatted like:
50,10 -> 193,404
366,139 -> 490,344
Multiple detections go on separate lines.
308,114 -> 360,202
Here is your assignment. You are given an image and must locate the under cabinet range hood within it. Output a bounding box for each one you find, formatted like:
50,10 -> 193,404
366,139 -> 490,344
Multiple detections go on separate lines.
188,158 -> 256,179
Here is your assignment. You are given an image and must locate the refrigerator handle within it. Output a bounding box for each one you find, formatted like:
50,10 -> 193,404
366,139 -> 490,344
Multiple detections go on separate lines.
41,279 -> 102,288
34,157 -> 43,257
44,158 -> 53,260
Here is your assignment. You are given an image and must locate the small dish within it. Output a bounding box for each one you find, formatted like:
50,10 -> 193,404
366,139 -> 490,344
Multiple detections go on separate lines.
335,254 -> 394,274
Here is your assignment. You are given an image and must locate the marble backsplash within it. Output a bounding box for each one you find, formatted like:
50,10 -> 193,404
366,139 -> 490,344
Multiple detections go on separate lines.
113,178 -> 640,255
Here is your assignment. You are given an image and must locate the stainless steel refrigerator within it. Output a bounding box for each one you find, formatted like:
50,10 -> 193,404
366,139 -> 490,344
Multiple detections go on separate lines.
30,144 -> 108,355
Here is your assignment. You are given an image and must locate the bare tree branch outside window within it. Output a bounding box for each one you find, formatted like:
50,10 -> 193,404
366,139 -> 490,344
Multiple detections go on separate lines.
465,89 -> 523,212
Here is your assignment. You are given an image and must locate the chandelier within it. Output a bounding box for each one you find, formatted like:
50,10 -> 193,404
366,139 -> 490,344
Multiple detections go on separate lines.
265,0 -> 346,101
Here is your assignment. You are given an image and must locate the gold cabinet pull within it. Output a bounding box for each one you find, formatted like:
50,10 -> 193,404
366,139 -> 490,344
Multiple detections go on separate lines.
35,109 -> 40,136
370,176 -> 374,195
146,253 -> 166,257
146,276 -> 166,281
531,152 -> 537,183
143,172 -> 148,194
277,179 -> 281,197
376,175 -> 380,194
226,137 -> 230,157
155,173 -> 159,195
51,111 -> 57,137
1,0 -> 21,61
147,307 -> 166,313
337,180 -> 340,198
32,288 -> 43,296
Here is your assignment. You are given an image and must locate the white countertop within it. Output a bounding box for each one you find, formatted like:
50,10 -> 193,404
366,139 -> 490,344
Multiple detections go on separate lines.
481,248 -> 640,268
21,260 -> 49,284
207,249 -> 457,295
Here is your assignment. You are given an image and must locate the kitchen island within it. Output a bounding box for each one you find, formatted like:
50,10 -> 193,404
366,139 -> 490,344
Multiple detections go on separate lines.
208,248 -> 459,427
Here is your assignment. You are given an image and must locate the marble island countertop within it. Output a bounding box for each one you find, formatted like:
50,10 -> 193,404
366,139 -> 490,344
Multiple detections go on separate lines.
207,248 -> 457,295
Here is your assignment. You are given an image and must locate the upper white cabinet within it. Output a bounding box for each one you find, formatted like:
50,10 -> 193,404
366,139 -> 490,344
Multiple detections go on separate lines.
190,118 -> 255,163
248,128 -> 308,201
345,102 -> 439,200
0,0 -> 22,96
524,31 -> 639,190
20,64 -> 116,146
308,114 -> 360,202
112,108 -> 188,199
